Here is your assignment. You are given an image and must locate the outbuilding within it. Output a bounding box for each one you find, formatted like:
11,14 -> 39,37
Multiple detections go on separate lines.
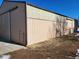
0,0 -> 75,46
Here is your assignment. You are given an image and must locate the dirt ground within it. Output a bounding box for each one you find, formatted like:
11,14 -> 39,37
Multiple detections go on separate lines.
7,34 -> 79,59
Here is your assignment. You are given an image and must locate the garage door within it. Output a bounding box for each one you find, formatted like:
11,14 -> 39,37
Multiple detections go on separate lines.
10,3 -> 26,45
0,12 -> 10,42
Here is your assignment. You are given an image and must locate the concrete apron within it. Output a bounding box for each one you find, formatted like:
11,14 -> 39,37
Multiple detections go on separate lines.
0,41 -> 26,55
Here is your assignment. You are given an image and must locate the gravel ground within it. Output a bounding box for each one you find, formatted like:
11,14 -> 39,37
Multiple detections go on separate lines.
4,34 -> 79,59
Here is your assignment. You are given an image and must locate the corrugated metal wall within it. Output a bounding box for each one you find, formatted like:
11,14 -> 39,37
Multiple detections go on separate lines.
10,3 -> 26,45
0,1 -> 26,45
27,5 -> 75,45
27,5 -> 57,45
0,12 -> 10,41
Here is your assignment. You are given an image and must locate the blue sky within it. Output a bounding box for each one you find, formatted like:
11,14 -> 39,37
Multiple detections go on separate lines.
26,0 -> 79,19
0,0 -> 79,19
0,0 -> 3,6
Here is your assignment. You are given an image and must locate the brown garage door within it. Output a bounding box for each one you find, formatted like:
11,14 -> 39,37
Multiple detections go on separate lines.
10,3 -> 26,46
0,12 -> 10,42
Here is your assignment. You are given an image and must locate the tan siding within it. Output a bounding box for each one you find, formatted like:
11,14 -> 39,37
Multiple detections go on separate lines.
27,5 -> 57,22
27,18 -> 56,45
27,4 -> 75,45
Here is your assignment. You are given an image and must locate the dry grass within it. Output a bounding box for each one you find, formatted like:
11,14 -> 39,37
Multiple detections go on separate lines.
7,34 -> 79,59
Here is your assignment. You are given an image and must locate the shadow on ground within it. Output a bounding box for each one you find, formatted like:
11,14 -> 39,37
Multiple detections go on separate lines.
0,36 -> 25,46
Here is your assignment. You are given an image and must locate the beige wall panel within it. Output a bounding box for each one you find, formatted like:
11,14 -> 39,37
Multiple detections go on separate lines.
27,4 -> 72,45
60,23 -> 64,36
71,20 -> 75,33
60,17 -> 65,36
72,20 -> 75,33
64,19 -> 74,35
55,15 -> 65,37
27,5 -> 57,22
64,20 -> 71,35
27,18 -> 56,45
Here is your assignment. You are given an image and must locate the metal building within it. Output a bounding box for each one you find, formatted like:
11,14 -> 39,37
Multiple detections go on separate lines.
0,1 -> 75,46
